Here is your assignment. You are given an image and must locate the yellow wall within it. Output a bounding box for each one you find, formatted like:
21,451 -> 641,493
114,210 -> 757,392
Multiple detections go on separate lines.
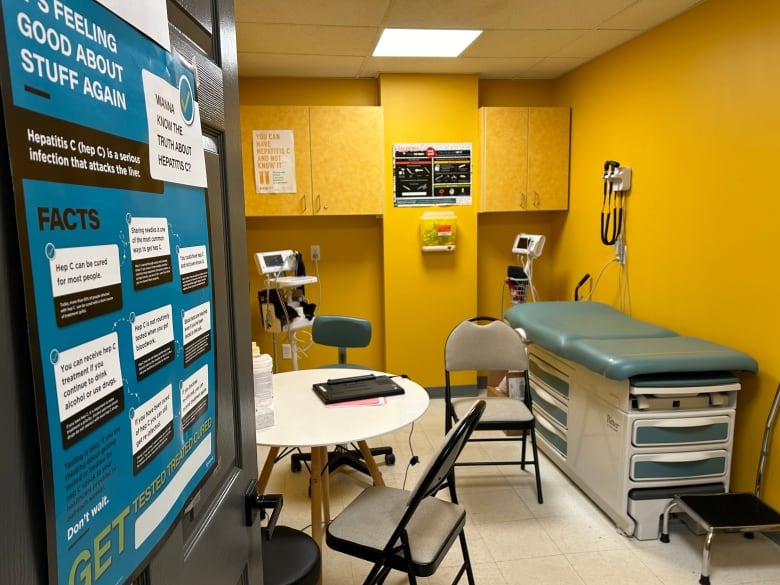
244,216 -> 385,371
379,75 -> 480,387
552,0 -> 780,500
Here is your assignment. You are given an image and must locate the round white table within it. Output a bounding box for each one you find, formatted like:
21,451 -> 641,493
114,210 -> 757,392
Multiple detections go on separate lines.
255,368 -> 430,548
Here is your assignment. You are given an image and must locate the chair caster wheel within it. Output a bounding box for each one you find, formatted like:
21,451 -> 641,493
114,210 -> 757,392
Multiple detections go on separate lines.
385,453 -> 395,465
291,459 -> 302,472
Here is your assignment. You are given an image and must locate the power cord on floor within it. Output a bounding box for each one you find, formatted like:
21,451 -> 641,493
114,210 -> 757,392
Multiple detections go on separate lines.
402,422 -> 419,490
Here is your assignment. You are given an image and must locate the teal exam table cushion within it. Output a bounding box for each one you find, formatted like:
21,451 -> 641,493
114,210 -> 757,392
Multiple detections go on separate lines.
504,301 -> 677,355
566,336 -> 758,380
504,301 -> 758,381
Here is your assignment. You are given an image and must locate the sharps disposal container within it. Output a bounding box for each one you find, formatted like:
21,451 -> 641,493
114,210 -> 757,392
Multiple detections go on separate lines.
420,211 -> 457,252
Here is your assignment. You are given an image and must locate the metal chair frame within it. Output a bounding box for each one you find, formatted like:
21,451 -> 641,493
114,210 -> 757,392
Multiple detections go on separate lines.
444,316 -> 543,504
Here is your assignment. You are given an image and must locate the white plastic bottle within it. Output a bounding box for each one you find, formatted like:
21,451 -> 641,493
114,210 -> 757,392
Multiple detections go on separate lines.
252,342 -> 274,430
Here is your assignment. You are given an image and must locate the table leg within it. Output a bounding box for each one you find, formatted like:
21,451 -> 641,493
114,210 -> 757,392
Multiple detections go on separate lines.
309,446 -> 326,548
321,452 -> 331,524
357,441 -> 385,487
257,446 -> 279,493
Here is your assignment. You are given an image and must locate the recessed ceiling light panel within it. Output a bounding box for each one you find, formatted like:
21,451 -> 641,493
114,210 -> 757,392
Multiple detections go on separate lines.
373,28 -> 482,58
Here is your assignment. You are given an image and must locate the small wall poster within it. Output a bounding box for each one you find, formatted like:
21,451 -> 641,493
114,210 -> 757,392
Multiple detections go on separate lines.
253,129 -> 297,193
393,142 -> 472,207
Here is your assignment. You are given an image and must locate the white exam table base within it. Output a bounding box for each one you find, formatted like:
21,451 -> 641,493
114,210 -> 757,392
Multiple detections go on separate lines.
531,347 -> 737,539
505,301 -> 758,541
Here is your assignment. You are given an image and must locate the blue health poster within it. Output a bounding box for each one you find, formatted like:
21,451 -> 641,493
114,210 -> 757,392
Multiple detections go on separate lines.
0,1 -> 216,583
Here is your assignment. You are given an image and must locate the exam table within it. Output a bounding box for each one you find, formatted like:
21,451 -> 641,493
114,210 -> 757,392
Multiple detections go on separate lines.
504,301 -> 757,539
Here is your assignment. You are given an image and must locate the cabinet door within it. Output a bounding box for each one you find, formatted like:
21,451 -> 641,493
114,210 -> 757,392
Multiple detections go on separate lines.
309,106 -> 385,215
527,107 -> 570,210
480,107 -> 529,211
240,105 -> 313,216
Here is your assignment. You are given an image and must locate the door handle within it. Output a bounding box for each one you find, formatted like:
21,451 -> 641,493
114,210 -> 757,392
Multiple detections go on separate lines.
244,479 -> 283,535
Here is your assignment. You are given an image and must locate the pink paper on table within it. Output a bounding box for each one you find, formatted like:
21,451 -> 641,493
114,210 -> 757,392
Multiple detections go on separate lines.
326,396 -> 387,407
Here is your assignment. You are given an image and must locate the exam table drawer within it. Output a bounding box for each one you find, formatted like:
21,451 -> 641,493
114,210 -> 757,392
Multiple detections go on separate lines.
630,450 -> 728,482
632,415 -> 732,448
535,410 -> 567,457
531,385 -> 568,429
529,351 -> 572,403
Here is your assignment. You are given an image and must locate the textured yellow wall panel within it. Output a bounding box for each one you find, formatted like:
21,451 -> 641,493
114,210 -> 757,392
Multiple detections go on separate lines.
553,0 -> 780,500
379,75 -> 480,387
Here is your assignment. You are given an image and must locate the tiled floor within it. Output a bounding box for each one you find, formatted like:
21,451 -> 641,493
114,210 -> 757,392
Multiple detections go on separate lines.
257,398 -> 780,585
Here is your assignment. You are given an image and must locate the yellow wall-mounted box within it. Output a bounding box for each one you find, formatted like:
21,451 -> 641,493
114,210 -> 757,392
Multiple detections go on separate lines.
420,211 -> 456,252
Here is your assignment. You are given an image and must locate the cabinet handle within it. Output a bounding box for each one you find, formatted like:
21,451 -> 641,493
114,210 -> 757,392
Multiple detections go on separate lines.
533,191 -> 541,208
520,192 -> 527,209
314,194 -> 321,213
301,195 -> 307,213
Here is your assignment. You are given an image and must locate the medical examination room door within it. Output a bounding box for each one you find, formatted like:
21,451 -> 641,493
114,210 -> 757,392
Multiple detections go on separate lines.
0,0 -> 263,584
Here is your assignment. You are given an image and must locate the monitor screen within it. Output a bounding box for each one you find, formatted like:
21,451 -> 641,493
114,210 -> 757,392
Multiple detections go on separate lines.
254,250 -> 294,275
262,253 -> 284,269
514,237 -> 530,251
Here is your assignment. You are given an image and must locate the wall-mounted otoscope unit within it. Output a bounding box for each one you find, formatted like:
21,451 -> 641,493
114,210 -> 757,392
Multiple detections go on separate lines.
601,160 -> 631,245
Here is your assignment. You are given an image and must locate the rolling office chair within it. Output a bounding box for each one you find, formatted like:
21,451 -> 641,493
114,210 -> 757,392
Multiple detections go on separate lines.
290,315 -> 396,478
326,400 -> 486,585
444,316 -> 543,504
660,382 -> 780,585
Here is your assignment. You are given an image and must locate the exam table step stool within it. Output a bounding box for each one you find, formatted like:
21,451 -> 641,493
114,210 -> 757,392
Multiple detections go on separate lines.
660,382 -> 780,585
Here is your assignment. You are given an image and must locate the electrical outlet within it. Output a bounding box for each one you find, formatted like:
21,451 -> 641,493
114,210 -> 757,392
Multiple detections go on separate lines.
282,344 -> 292,359
310,244 -> 320,261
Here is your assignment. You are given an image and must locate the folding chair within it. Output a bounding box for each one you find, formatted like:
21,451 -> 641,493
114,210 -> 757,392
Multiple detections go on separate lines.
326,400 -> 486,585
444,316 -> 543,503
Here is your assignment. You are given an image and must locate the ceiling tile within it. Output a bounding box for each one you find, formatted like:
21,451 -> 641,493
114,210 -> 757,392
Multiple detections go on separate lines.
553,29 -> 643,59
234,0 -> 706,79
236,24 -> 378,56
467,30 -> 588,58
602,0 -> 705,29
234,0 -> 390,26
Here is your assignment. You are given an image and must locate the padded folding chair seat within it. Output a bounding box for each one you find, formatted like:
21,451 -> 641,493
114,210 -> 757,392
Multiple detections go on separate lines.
327,486 -> 467,576
451,396 -> 534,427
